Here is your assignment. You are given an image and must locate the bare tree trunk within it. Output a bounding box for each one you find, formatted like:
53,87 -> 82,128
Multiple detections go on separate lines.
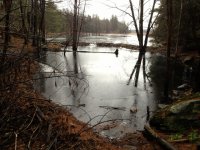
143,54 -> 147,89
171,0 -> 183,99
2,0 -> 12,64
175,0 -> 183,57
134,51 -> 144,87
72,0 -> 78,51
164,0 -> 172,101
134,0 -> 144,87
143,0 -> 157,51
77,0 -> 86,45
128,0 -> 157,87
139,0 -> 144,48
129,0 -> 140,42
40,0 -> 46,44
19,0 -> 28,44
30,0 -> 34,39
32,0 -> 38,47
73,52 -> 78,74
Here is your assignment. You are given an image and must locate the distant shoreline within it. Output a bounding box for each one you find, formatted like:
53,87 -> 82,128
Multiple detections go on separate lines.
46,32 -> 138,38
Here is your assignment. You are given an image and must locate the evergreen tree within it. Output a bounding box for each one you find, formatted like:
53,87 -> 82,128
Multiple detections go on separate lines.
152,0 -> 200,52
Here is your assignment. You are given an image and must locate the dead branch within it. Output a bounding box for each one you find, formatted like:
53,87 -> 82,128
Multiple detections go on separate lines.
144,125 -> 176,150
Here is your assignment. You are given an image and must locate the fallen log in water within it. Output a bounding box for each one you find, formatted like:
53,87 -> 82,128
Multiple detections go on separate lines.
144,125 -> 177,150
63,50 -> 115,54
96,42 -> 139,50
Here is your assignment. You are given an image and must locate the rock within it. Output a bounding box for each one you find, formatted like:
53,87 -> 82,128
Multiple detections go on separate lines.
177,83 -> 189,90
169,99 -> 199,114
150,99 -> 200,131
183,55 -> 194,65
130,107 -> 137,113
158,104 -> 169,109
172,90 -> 179,96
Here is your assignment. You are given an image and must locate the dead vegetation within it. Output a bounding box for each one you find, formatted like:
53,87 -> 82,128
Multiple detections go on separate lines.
1,36 -> 198,150
0,57 -> 122,150
0,36 -> 122,149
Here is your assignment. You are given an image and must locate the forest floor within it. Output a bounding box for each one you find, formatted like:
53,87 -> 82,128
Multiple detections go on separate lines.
0,36 -> 199,150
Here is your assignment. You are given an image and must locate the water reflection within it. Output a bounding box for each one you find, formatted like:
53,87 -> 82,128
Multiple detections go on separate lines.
35,46 -> 157,138
114,49 -> 119,57
72,52 -> 78,74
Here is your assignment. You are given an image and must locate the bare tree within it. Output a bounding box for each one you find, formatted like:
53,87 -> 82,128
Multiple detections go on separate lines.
72,0 -> 78,51
127,0 -> 158,87
164,0 -> 173,101
28,0 -> 46,56
71,0 -> 87,51
32,0 -> 38,46
40,0 -> 46,44
19,0 -> 28,44
77,0 -> 86,45
2,0 -> 12,64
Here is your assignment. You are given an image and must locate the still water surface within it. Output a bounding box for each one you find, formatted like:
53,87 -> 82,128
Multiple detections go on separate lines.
36,35 -> 157,138
47,33 -> 152,46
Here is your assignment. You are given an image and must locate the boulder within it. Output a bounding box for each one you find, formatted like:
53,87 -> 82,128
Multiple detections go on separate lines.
177,83 -> 189,90
150,99 -> 200,131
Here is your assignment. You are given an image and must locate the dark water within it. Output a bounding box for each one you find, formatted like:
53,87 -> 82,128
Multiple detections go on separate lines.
35,35 -> 190,138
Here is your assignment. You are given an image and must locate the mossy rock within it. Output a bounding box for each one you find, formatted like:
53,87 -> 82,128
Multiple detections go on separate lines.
150,99 -> 200,131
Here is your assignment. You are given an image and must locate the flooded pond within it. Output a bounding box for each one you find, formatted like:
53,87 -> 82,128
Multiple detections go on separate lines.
47,33 -> 153,46
35,35 -> 166,138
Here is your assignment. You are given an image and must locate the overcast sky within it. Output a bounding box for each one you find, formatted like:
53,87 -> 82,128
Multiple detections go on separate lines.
57,0 -> 158,28
57,0 -> 137,21
85,0 -> 131,20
